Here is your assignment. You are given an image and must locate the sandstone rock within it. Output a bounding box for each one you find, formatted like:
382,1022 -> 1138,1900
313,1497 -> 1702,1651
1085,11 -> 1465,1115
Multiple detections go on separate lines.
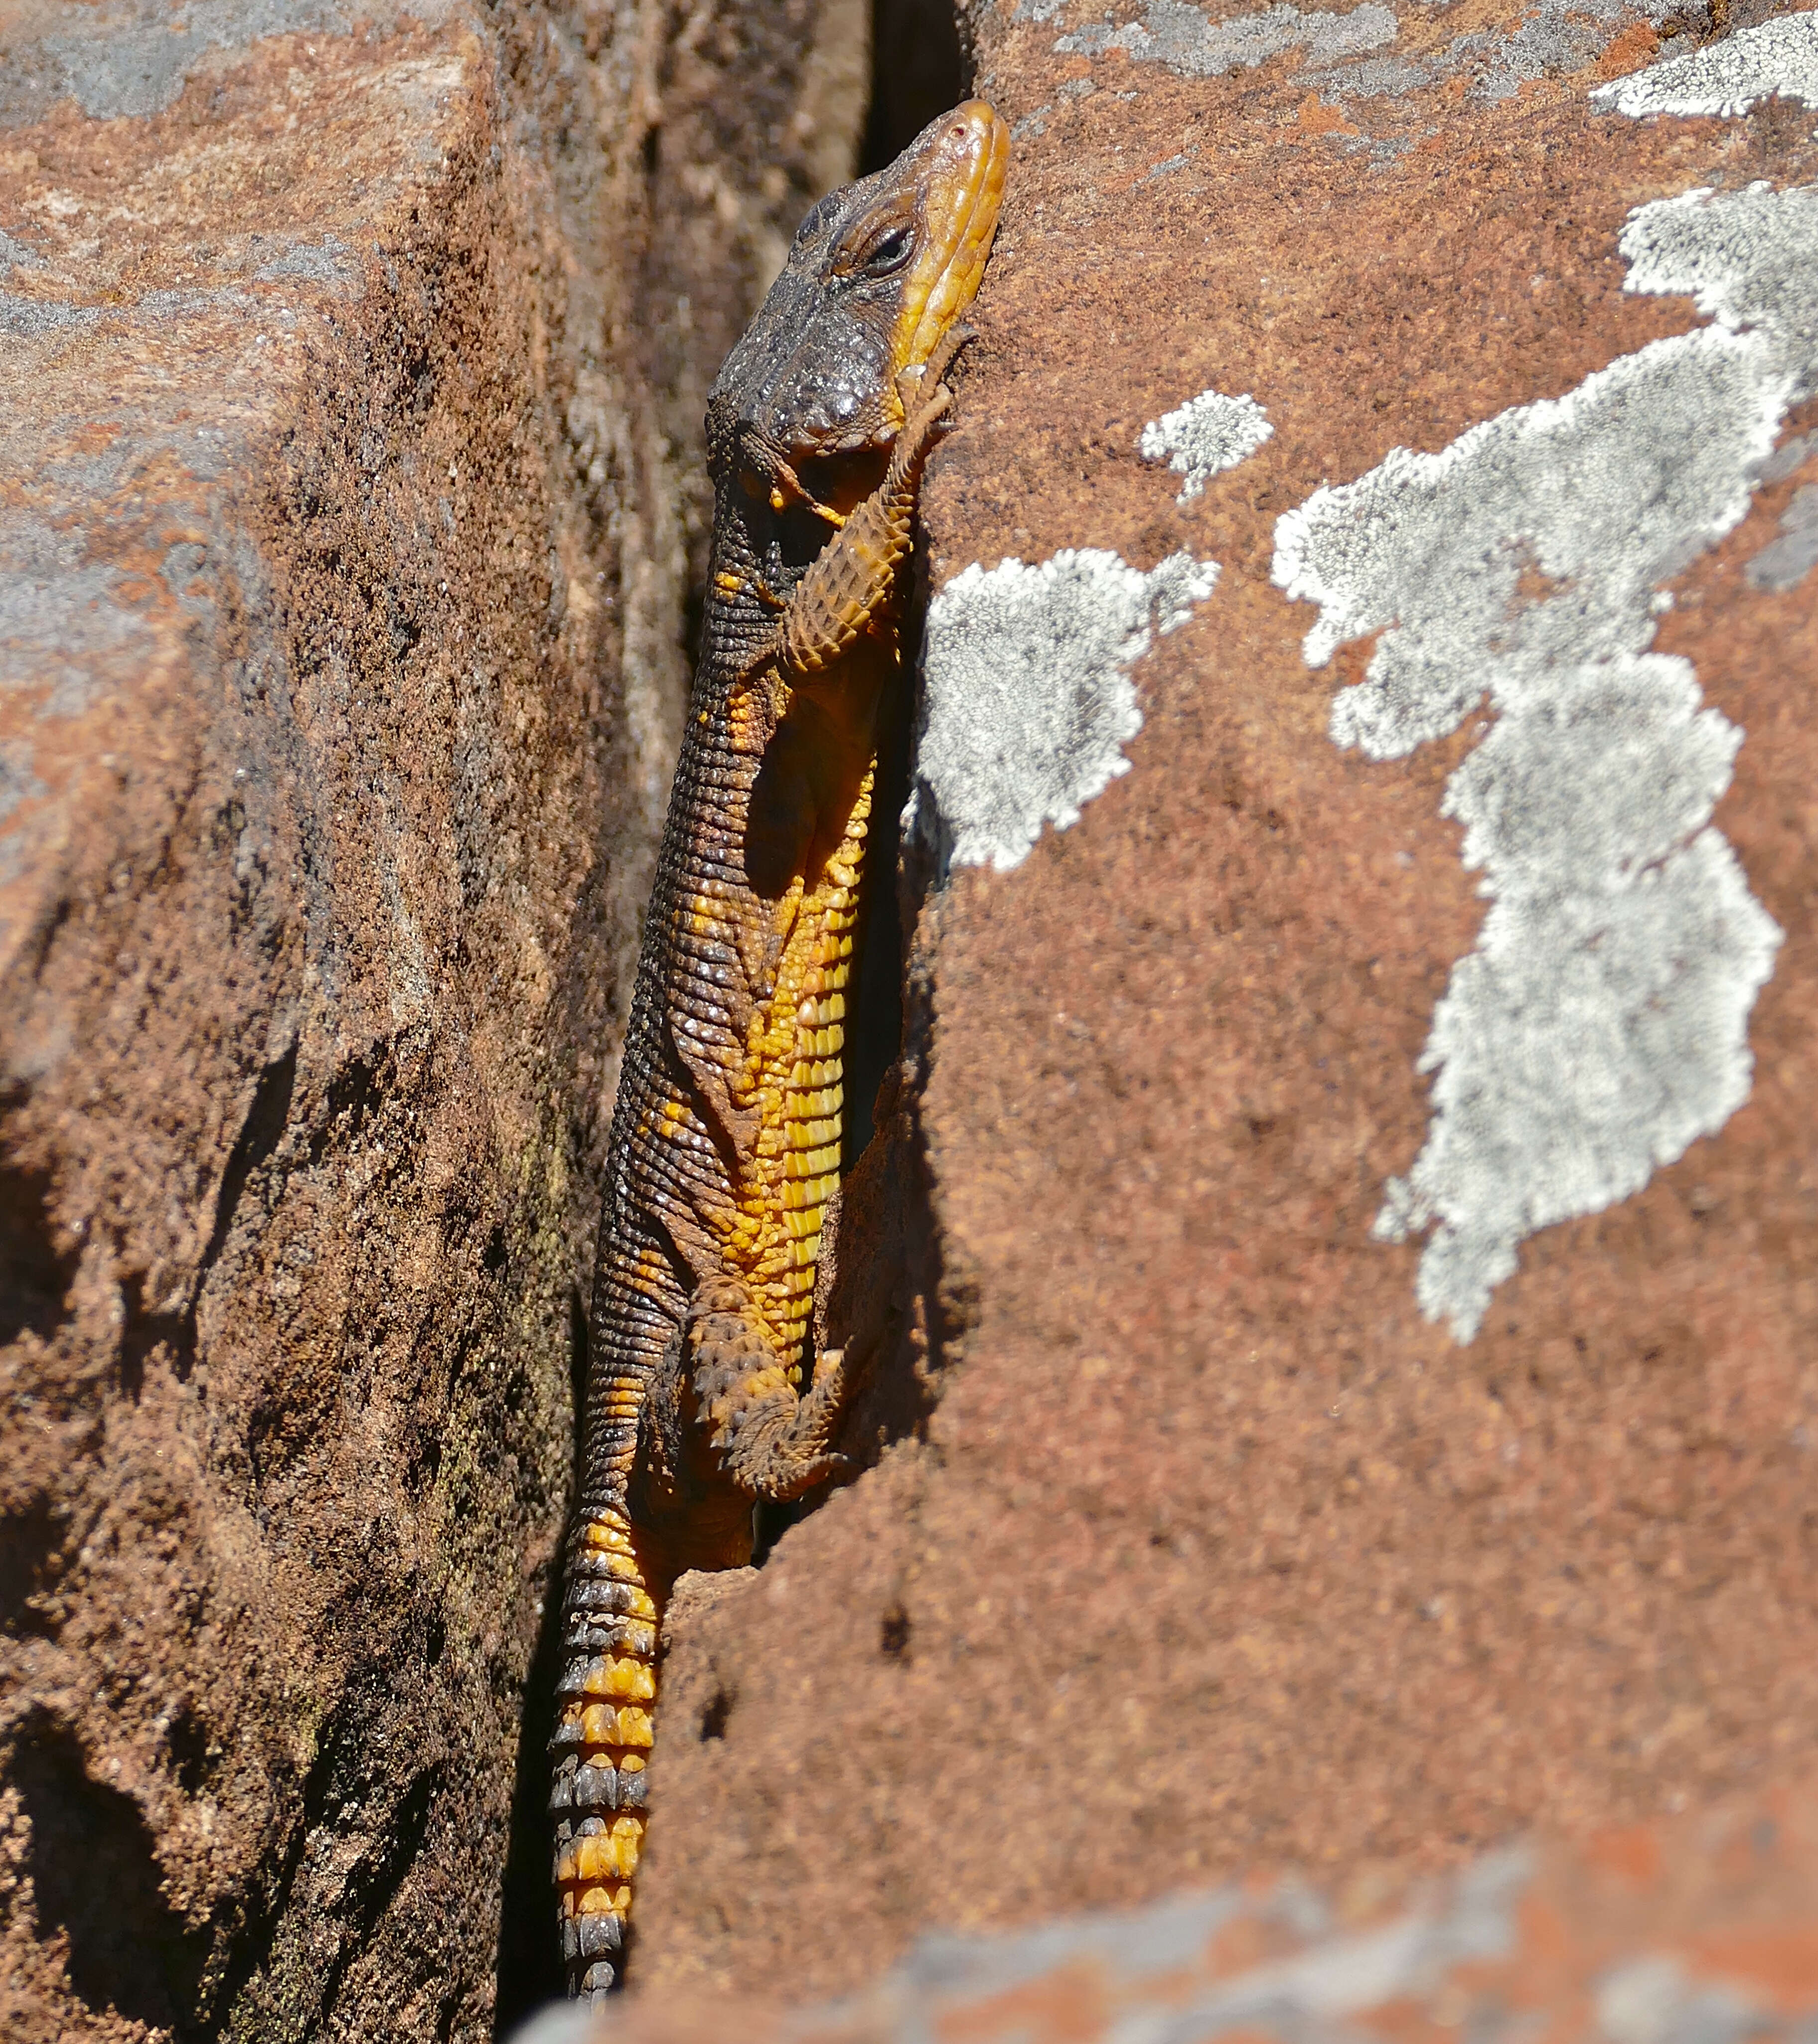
634,0 -> 1818,2006
525,1785 -> 1818,2041
0,2 -> 864,2039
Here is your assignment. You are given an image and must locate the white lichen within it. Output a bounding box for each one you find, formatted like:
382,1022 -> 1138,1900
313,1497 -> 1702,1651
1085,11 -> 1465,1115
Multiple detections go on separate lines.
1140,391 -> 1273,501
1272,175 -> 1817,1339
913,550 -> 1218,873
1591,7 -> 1818,121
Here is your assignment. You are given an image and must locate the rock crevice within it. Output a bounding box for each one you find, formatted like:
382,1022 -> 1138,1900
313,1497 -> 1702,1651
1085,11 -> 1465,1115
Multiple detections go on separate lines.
0,4 -> 869,2039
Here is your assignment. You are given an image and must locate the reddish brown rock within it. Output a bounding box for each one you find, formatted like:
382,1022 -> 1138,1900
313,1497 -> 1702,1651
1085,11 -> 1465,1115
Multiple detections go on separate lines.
537,1785 -> 1818,2041
632,0 -> 1818,2009
0,2 -> 865,2039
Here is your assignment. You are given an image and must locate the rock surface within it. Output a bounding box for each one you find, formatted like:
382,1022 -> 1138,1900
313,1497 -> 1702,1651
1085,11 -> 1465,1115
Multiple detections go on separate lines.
11,0 -> 1818,2032
528,1785 -> 1818,2041
0,2 -> 864,2039
633,0 -> 1818,2008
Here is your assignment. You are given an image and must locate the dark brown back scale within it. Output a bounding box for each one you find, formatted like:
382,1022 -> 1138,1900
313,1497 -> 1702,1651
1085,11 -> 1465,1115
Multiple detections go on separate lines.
548,103 -> 1008,2001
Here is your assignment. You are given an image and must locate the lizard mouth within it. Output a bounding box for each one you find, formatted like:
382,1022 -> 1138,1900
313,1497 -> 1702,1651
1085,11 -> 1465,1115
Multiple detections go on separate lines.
886,99 -> 1010,422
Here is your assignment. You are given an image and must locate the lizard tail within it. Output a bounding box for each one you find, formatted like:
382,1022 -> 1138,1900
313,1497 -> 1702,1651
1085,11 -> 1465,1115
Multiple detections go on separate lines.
549,1508 -> 662,2002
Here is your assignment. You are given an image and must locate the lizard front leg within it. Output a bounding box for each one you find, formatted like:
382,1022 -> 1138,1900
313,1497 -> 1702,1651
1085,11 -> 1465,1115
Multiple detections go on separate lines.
777,325 -> 971,680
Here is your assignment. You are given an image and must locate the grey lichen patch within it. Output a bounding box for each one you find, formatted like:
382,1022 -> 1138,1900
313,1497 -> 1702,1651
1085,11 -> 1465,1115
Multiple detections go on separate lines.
1304,0 -> 1667,108
248,235 -> 357,286
1451,0 -> 1652,103
504,1844 -> 1538,2041
912,550 -> 1219,874
0,519 -> 155,726
1273,172 -> 1818,1340
1054,0 -> 1666,103
1142,145 -> 1201,179
0,295 -> 100,338
0,0 -> 455,127
1140,389 -> 1273,501
1747,483 -> 1818,591
1,0 -> 346,124
1761,429 -> 1818,482
1055,1 -> 1398,78
1308,55 -> 1431,99
0,740 -> 47,826
1593,1955 -> 1764,2044
0,285 -> 265,340
1592,6 -> 1818,120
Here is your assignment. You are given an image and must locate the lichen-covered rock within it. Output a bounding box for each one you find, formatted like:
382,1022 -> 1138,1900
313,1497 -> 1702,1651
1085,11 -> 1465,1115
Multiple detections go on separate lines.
633,0 -> 1818,2006
0,2 -> 864,2039
523,1785 -> 1818,2042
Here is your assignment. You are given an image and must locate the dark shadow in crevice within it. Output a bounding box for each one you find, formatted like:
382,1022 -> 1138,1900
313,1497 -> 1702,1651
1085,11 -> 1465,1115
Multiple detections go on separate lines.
116,1040 -> 300,1402
490,1286 -> 588,2038
8,1710 -> 211,2036
204,1042 -> 297,1276
202,1659 -> 457,2037
118,1268 -> 195,1398
0,1503 -> 63,1639
163,1705 -> 215,1798
860,0 -> 967,174
0,1118 -> 78,1349
843,594 -> 915,1171
310,1765 -> 440,2021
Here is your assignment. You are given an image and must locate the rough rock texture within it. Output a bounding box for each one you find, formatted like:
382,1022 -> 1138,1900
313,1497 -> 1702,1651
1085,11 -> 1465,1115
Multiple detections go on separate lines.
0,2 -> 865,2040
632,0 -> 1818,2008
526,1786 -> 1818,2041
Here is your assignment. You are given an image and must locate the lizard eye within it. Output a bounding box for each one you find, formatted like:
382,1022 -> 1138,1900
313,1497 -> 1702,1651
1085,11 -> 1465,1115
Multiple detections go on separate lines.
855,225 -> 914,278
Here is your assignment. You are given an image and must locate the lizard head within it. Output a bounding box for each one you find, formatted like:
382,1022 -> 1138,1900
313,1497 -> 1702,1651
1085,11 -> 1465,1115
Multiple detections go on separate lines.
708,98 -> 1008,499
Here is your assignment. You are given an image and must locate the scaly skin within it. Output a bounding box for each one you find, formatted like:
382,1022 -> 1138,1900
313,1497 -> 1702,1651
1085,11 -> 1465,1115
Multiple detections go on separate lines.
550,102 -> 1008,2001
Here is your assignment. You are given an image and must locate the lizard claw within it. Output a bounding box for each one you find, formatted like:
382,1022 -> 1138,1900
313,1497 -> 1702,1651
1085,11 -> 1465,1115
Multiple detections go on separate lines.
896,321 -> 978,418
922,320 -> 977,391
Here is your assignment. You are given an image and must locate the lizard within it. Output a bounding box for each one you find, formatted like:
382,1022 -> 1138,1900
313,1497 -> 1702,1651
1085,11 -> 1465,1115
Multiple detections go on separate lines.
548,99 -> 1009,2003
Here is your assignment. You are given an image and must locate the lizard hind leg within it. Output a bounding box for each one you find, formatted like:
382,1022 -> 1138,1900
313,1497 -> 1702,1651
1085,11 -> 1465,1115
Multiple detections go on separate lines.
688,1275 -> 861,1502
549,1509 -> 661,2004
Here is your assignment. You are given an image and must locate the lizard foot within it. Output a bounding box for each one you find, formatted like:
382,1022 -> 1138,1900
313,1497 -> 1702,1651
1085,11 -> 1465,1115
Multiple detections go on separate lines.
687,1274 -> 870,1501
896,319 -> 976,419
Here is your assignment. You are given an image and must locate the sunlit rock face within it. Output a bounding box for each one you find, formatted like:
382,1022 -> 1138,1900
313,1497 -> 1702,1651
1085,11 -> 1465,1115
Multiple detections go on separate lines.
0,1 -> 866,2036
629,0 -> 1818,2012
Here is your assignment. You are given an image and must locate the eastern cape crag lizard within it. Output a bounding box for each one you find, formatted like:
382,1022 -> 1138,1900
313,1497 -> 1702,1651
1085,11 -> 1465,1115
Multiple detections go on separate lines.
548,102 -> 1008,2001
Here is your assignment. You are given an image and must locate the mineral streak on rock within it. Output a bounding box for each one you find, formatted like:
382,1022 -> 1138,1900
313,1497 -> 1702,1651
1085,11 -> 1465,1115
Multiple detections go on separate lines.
913,549 -> 1218,872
